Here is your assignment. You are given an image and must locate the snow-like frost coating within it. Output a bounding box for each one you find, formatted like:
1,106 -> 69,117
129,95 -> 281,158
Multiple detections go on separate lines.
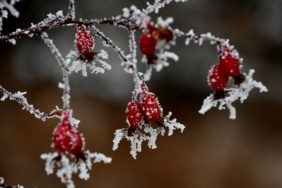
66,50 -> 111,76
41,151 -> 112,188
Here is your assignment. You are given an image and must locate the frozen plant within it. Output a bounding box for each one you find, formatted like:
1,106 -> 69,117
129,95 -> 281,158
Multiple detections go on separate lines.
0,0 -> 267,187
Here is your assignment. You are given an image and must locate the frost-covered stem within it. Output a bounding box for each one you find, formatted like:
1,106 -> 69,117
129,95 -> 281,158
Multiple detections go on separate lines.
90,25 -> 128,62
67,0 -> 75,19
143,0 -> 188,14
40,32 -> 68,71
68,1 -> 75,18
0,85 -> 55,121
129,30 -> 137,62
174,29 -> 224,46
40,32 -> 71,110
0,16 -> 138,44
61,72 -> 71,110
0,0 -> 20,18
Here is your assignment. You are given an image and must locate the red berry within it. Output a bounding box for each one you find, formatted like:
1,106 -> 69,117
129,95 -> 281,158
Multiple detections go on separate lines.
219,44 -> 241,77
209,64 -> 229,94
142,93 -> 163,123
76,26 -> 95,58
139,33 -> 157,57
126,101 -> 144,136
53,110 -> 85,159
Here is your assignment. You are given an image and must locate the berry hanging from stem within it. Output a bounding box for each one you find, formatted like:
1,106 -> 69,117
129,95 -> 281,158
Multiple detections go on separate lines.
76,25 -> 99,62
52,110 -> 85,160
126,101 -> 144,136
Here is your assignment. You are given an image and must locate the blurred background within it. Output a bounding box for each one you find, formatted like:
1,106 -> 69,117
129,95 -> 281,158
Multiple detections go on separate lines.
0,0 -> 281,187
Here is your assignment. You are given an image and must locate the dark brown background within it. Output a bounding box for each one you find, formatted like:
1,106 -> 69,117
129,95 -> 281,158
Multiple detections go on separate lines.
0,0 -> 281,187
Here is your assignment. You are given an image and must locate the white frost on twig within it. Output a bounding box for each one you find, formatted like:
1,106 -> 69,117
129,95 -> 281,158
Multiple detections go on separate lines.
163,112 -> 185,136
143,50 -> 179,81
0,85 -> 57,121
144,0 -> 188,14
41,151 -> 112,188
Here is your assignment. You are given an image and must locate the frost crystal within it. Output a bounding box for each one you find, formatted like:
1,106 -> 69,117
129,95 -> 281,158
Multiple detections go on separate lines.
199,69 -> 268,119
66,50 -> 111,76
0,85 -> 52,121
41,151 -> 111,188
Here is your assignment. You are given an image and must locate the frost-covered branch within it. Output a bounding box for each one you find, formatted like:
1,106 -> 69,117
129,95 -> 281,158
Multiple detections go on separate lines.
0,0 -> 23,33
40,32 -> 71,110
0,85 -> 58,121
0,0 -> 268,187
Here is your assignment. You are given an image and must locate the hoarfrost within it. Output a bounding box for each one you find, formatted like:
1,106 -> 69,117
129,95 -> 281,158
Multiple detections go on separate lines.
0,85 -> 51,121
8,38 -> 16,45
163,112 -> 185,136
56,10 -> 64,18
0,93 -> 8,101
66,50 -> 111,76
156,17 -> 174,28
199,69 -> 268,119
0,0 -> 22,18
41,151 -> 111,188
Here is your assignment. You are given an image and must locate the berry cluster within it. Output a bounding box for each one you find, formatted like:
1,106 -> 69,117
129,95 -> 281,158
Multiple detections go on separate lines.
208,42 -> 245,98
139,22 -> 174,64
126,83 -> 163,136
52,110 -> 85,160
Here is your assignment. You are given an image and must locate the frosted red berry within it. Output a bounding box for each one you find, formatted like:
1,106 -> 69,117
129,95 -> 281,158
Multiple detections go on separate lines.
142,92 -> 163,123
126,101 -> 144,136
139,33 -> 157,57
76,26 -> 95,59
219,44 -> 241,77
53,110 -> 85,159
209,64 -> 228,98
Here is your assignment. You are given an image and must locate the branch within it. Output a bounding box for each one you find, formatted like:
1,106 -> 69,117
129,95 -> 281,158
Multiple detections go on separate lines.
0,85 -> 58,121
